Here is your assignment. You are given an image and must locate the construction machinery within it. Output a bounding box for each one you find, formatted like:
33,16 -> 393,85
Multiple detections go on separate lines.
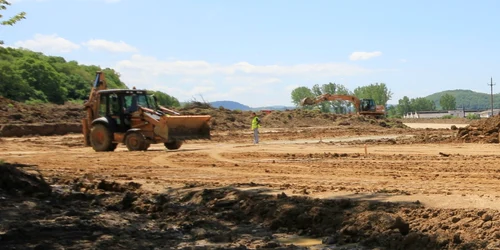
300,94 -> 386,118
82,71 -> 211,152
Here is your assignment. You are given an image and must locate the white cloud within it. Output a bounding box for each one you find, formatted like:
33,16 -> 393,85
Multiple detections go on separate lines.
399,59 -> 408,63
13,34 -> 80,53
349,51 -> 382,61
112,54 -> 390,106
115,54 -> 375,77
285,84 -> 300,92
82,39 -> 138,53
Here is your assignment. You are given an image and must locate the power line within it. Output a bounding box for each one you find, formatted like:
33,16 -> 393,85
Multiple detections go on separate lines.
488,77 -> 496,117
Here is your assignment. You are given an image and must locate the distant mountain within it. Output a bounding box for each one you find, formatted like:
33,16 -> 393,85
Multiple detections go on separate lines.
256,105 -> 296,111
210,101 -> 252,110
425,89 -> 500,110
209,101 -> 295,111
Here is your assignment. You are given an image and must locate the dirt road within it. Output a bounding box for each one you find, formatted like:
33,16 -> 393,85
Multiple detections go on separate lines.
2,123 -> 500,249
404,123 -> 469,129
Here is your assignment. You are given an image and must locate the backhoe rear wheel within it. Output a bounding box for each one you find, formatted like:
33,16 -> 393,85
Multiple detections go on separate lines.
90,124 -> 116,152
164,140 -> 183,150
125,132 -> 148,151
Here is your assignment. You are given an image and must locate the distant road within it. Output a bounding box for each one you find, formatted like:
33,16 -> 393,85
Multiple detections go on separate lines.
403,123 -> 469,129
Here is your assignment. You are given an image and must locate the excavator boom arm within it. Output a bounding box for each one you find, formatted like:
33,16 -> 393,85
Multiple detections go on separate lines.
300,94 -> 361,110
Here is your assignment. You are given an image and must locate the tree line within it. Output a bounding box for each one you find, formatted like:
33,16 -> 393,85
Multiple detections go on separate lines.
290,82 -> 393,113
291,83 -> 458,118
0,47 -> 180,107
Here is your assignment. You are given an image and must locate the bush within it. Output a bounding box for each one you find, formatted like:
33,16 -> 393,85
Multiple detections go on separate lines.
466,113 -> 480,120
67,99 -> 85,105
441,115 -> 454,119
25,98 -> 47,105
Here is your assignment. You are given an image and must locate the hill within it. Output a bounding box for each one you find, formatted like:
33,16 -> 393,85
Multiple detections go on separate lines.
210,101 -> 252,110
0,47 -> 180,107
209,101 -> 296,111
425,89 -> 500,110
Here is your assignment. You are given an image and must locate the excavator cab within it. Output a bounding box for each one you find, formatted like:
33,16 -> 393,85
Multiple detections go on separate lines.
299,94 -> 385,118
359,99 -> 376,112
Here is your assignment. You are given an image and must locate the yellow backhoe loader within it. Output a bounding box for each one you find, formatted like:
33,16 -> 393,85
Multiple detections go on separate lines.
82,71 -> 211,152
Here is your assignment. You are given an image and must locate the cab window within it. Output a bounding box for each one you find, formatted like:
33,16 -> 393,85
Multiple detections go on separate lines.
99,95 -> 107,116
109,94 -> 120,115
137,95 -> 150,108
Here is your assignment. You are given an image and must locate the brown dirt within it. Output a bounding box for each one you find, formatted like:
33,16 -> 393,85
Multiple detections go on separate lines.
455,115 -> 500,143
0,98 -> 406,137
0,97 -> 84,125
1,99 -> 499,249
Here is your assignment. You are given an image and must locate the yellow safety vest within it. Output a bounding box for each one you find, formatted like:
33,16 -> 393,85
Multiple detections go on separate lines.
251,116 -> 261,129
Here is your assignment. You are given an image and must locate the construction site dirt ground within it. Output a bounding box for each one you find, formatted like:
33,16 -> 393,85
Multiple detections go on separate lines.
4,115 -> 500,250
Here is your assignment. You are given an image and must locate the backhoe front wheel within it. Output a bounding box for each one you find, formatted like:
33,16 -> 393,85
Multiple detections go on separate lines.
90,124 -> 116,152
125,132 -> 148,151
164,140 -> 183,150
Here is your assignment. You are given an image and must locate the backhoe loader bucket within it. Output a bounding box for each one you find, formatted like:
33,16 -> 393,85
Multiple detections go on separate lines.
300,97 -> 316,106
164,115 -> 211,140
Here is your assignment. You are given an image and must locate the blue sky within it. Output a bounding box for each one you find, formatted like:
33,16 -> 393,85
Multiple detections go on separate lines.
2,0 -> 500,107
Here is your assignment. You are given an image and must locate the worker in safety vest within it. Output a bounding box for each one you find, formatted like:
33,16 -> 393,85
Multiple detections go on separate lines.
251,112 -> 261,144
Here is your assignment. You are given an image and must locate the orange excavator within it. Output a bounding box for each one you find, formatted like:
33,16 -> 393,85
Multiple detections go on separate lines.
82,71 -> 211,152
300,94 -> 386,118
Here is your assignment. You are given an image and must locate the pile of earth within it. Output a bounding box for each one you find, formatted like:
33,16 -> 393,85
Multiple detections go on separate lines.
455,115 -> 500,143
181,106 -> 408,131
0,97 -> 83,125
0,97 -> 408,137
0,162 -> 52,197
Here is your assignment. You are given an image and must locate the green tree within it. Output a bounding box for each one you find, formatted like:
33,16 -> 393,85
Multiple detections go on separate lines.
353,83 -> 393,107
1,0 -> 26,44
0,60 -> 33,101
0,46 -> 189,105
311,84 -> 330,112
396,96 -> 411,117
386,105 -> 400,118
290,86 -> 314,107
329,83 -> 352,113
15,58 -> 67,104
411,97 -> 436,112
150,90 -> 181,107
439,93 -> 456,110
309,82 -> 353,113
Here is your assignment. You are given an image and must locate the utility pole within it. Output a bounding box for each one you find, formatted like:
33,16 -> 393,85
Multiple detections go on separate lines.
488,77 -> 495,117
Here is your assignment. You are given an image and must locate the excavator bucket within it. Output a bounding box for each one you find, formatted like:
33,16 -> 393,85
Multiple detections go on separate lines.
163,115 -> 211,140
300,97 -> 316,106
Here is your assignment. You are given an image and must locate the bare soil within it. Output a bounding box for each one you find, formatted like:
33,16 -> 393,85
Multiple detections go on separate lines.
2,99 -> 500,249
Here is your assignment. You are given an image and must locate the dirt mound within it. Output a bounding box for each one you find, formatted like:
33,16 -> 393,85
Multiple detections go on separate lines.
456,115 -> 500,143
0,97 -> 408,137
0,97 -> 84,125
102,187 -> 496,249
179,101 -> 214,110
181,107 -> 407,131
0,162 -> 51,196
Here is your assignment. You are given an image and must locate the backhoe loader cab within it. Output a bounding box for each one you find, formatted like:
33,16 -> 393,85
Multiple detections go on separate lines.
82,71 -> 211,152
